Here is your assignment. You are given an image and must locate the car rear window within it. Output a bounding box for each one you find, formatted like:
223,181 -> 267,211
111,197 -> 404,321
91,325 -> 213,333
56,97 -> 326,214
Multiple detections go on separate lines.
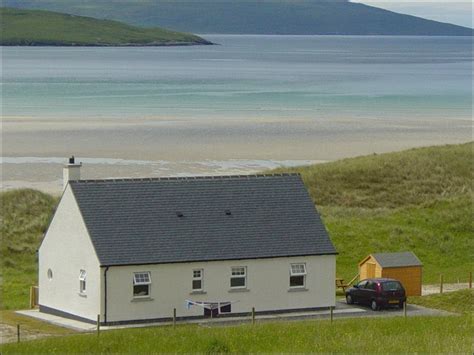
382,281 -> 402,291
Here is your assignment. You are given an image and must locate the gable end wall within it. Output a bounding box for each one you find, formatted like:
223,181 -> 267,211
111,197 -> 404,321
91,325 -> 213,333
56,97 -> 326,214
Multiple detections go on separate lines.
38,185 -> 101,321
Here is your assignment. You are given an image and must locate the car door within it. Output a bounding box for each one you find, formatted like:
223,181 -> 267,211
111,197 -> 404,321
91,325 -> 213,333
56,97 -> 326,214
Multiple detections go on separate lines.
364,281 -> 378,304
353,280 -> 368,303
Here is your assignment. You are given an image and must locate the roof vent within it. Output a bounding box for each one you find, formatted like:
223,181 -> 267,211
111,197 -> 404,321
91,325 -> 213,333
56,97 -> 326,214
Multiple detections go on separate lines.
176,211 -> 184,218
225,209 -> 232,216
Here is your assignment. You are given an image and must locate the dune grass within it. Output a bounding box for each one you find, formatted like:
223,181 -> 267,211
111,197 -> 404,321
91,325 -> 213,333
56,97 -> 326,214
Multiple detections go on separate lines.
277,142 -> 472,209
0,7 -> 210,46
0,315 -> 471,353
0,189 -> 58,310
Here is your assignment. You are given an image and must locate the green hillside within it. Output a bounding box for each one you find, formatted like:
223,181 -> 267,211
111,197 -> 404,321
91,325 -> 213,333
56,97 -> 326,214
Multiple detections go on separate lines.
0,7 -> 211,46
3,0 -> 473,36
0,143 -> 472,310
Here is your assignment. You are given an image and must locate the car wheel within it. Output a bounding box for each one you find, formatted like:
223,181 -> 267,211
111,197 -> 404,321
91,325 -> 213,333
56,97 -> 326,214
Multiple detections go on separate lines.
399,301 -> 405,309
371,300 -> 379,311
346,294 -> 353,305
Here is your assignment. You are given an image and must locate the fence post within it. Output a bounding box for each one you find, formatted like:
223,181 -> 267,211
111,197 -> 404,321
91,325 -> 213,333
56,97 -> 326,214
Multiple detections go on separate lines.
469,272 -> 472,289
403,301 -> 407,318
29,287 -> 34,309
17,324 -> 20,343
252,307 -> 255,325
439,274 -> 443,294
330,306 -> 334,323
173,308 -> 176,327
97,314 -> 100,336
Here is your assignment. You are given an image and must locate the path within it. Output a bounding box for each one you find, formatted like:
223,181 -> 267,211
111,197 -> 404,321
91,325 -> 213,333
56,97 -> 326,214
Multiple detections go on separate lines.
422,283 -> 470,296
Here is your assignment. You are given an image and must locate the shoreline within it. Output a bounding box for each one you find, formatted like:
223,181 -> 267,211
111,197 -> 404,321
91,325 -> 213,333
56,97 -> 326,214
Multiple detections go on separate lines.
0,41 -> 214,47
2,140 -> 471,194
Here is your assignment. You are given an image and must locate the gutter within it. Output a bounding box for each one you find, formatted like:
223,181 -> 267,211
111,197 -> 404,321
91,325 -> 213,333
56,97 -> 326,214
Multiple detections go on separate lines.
103,266 -> 109,324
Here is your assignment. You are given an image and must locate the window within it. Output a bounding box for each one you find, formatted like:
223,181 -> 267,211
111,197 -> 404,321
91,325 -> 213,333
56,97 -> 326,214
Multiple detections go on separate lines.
366,281 -> 377,290
382,281 -> 402,291
192,269 -> 203,291
79,270 -> 86,294
230,267 -> 246,288
133,272 -> 151,297
290,263 -> 306,288
357,280 -> 368,288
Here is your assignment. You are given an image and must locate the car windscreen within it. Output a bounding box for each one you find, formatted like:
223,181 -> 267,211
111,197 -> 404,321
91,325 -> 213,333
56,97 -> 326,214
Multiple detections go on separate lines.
381,281 -> 402,291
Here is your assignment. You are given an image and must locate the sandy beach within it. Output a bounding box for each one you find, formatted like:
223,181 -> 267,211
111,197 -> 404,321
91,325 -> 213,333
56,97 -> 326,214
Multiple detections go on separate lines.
2,114 -> 471,194
2,36 -> 472,194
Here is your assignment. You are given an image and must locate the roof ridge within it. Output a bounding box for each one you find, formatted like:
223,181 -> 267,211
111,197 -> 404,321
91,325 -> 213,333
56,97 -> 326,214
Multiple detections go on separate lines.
70,173 -> 301,184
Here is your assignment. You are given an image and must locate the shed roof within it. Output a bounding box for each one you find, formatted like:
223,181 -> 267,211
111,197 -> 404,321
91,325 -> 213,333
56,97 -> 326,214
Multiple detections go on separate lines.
371,252 -> 422,268
69,174 -> 336,266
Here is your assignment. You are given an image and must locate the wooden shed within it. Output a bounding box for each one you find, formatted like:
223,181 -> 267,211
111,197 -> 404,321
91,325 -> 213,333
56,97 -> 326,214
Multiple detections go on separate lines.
359,252 -> 423,296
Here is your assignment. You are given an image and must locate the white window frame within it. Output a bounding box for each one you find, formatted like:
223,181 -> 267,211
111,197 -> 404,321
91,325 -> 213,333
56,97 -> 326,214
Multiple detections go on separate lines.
192,269 -> 203,291
289,263 -> 306,288
230,266 -> 247,289
79,269 -> 87,294
133,272 -> 151,298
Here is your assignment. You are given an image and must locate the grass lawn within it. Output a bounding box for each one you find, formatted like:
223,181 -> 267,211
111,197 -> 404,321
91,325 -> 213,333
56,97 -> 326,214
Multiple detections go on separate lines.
0,310 -> 75,337
0,315 -> 472,353
409,289 -> 474,314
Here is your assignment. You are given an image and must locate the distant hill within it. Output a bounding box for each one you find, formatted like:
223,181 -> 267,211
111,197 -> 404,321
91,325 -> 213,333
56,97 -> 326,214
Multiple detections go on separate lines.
0,7 -> 212,46
3,0 -> 473,36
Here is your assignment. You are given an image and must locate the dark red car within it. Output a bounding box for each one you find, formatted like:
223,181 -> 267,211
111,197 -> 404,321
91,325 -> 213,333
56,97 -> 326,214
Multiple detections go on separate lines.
345,278 -> 406,311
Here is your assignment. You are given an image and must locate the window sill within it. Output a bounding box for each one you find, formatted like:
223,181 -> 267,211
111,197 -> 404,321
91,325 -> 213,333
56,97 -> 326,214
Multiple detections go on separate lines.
228,288 -> 250,293
78,293 -> 87,298
131,297 -> 154,302
288,287 -> 308,292
190,290 -> 207,295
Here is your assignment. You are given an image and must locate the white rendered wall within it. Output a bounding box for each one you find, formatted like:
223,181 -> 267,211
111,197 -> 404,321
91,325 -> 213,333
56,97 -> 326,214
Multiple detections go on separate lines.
105,255 -> 335,323
38,185 -> 101,322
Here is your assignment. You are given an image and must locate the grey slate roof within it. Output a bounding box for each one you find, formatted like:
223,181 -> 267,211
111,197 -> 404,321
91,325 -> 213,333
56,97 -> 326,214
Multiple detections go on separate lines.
372,252 -> 422,268
69,174 -> 336,266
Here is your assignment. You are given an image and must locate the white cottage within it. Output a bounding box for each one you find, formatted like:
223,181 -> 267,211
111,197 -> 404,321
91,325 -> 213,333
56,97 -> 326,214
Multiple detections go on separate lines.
39,159 -> 337,325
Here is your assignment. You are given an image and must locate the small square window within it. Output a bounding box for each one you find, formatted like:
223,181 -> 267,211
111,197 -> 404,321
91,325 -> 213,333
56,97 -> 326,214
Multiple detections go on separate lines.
230,267 -> 246,288
192,269 -> 203,291
133,272 -> 151,297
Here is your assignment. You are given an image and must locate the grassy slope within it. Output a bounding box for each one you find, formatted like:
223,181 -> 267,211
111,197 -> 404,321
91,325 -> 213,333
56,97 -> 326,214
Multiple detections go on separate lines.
0,7 -> 210,46
3,0 -> 474,35
1,316 -> 472,353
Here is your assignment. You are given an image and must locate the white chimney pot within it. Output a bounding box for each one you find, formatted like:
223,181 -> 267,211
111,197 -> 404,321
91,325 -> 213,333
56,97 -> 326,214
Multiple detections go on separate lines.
63,156 -> 82,190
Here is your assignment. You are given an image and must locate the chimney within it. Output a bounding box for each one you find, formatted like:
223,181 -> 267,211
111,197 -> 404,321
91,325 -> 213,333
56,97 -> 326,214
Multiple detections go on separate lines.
63,155 -> 82,190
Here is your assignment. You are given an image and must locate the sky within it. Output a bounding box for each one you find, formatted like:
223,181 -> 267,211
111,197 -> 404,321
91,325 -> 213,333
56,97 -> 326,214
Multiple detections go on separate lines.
352,1 -> 473,28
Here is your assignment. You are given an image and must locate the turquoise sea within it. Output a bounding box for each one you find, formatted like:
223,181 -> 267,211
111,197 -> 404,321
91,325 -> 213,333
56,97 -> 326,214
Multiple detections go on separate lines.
1,35 -> 472,191
2,35 -> 472,120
